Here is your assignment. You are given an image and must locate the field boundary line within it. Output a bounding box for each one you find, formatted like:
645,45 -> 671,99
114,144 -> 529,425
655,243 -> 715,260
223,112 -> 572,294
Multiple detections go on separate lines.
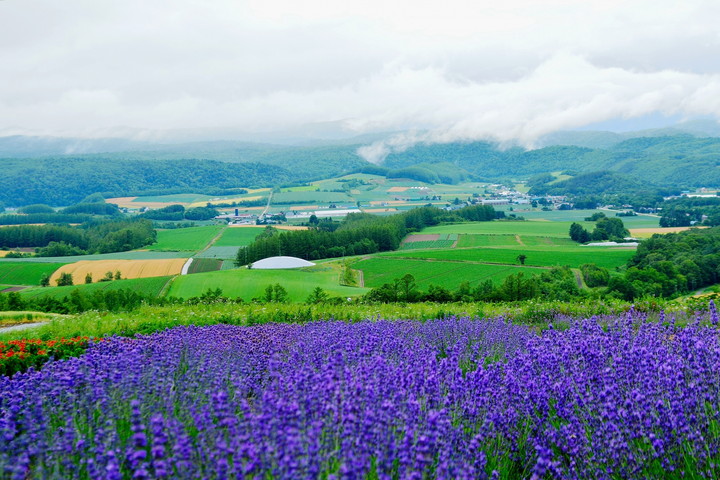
158,275 -> 178,298
368,256 -> 551,269
195,225 -> 228,256
261,190 -> 274,216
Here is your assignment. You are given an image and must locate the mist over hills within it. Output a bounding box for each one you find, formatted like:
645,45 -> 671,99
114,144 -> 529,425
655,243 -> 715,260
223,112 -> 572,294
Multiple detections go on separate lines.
2,120 -> 720,207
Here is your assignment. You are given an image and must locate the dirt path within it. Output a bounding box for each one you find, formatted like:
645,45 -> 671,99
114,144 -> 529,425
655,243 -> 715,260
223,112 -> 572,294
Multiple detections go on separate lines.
261,191 -> 274,216
514,235 -> 525,246
158,275 -> 178,297
196,225 -> 227,256
356,269 -> 364,287
571,268 -> 585,288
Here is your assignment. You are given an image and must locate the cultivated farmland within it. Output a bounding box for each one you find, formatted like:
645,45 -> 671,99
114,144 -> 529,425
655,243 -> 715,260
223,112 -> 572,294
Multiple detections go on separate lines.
20,275 -> 173,300
146,225 -> 223,251
187,258 -> 222,274
0,262 -> 66,286
420,220 -> 593,237
385,245 -> 634,269
0,251 -> 190,263
400,234 -> 457,250
194,246 -> 240,260
356,257 -> 542,290
167,266 -> 367,301
213,226 -> 265,246
49,259 -> 187,284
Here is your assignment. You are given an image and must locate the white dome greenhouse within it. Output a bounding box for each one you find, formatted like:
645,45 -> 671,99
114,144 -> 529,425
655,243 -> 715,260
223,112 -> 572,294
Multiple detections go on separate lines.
250,256 -> 316,269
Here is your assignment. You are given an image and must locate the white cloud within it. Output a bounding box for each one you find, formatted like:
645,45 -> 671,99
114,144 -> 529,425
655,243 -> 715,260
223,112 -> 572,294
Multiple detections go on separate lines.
0,0 -> 718,146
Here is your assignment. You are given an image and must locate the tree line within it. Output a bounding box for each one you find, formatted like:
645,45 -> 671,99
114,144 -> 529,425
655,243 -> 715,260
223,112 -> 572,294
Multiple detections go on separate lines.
607,226 -> 720,300
0,158 -> 292,206
0,219 -> 156,255
569,216 -> 630,243
139,204 -> 219,221
235,205 -> 501,265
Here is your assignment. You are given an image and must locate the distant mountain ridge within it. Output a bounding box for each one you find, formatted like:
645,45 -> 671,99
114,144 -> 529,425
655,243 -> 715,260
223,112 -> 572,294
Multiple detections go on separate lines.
2,123 -> 720,206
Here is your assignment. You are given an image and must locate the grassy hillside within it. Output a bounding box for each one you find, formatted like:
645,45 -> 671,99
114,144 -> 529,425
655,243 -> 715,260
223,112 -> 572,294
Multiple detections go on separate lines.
167,265 -> 367,301
357,258 -> 542,290
384,245 -> 633,270
19,275 -> 173,300
147,225 -> 223,251
0,263 -> 66,285
213,227 -> 265,247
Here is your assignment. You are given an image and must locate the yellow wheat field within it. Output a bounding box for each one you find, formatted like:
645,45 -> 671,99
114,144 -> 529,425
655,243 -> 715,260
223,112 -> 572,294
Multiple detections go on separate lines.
189,196 -> 264,208
50,259 -> 187,285
629,226 -> 708,238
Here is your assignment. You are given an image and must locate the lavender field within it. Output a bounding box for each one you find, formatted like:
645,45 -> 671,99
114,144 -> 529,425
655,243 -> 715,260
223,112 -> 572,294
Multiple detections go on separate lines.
2,311 -> 720,479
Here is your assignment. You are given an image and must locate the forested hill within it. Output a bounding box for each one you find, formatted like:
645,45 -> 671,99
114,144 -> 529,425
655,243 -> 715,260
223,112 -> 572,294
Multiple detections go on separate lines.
382,135 -> 720,187
0,158 -> 291,206
3,133 -> 720,206
0,138 -> 368,182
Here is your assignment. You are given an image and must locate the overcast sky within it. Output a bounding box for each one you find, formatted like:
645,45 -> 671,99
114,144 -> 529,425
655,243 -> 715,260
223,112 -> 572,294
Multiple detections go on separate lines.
2,0 -> 720,156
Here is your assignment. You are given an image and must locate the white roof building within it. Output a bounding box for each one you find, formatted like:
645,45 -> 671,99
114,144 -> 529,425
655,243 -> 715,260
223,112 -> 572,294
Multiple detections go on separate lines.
251,256 -> 316,269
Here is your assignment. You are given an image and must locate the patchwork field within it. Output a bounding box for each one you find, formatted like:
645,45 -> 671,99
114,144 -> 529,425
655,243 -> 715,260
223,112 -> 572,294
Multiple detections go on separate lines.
49,259 -> 187,284
187,258 -> 222,274
194,246 -> 240,260
629,226 -> 708,238
167,266 -> 367,301
400,233 -> 458,250
146,225 -> 223,251
515,209 -> 661,228
19,276 -> 173,300
421,220 -> 594,237
272,191 -> 352,204
213,226 -> 265,246
0,251 -> 190,263
356,257 -> 542,290
0,262 -> 66,285
385,245 -> 634,269
189,195 -> 265,208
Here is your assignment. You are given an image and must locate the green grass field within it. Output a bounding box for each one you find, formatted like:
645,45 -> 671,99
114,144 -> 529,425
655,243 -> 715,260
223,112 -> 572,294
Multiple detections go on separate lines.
356,257 -> 542,290
194,247 -> 240,260
456,234 -> 520,248
213,227 -> 265,247
187,258 -> 222,274
0,251 -> 190,263
146,226 -> 223,251
385,245 -> 634,269
19,275 -> 173,300
513,209 -> 660,228
0,263 -> 66,286
168,266 -> 367,301
400,240 -> 456,250
401,234 -> 458,250
132,193 -> 213,203
421,220 -> 594,237
272,191 -> 353,204
220,260 -> 239,270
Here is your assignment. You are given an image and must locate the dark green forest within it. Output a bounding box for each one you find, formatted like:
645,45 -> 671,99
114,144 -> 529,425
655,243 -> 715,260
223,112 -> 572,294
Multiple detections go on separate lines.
0,158 -> 291,206
0,219 -> 156,255
236,205 -> 500,264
